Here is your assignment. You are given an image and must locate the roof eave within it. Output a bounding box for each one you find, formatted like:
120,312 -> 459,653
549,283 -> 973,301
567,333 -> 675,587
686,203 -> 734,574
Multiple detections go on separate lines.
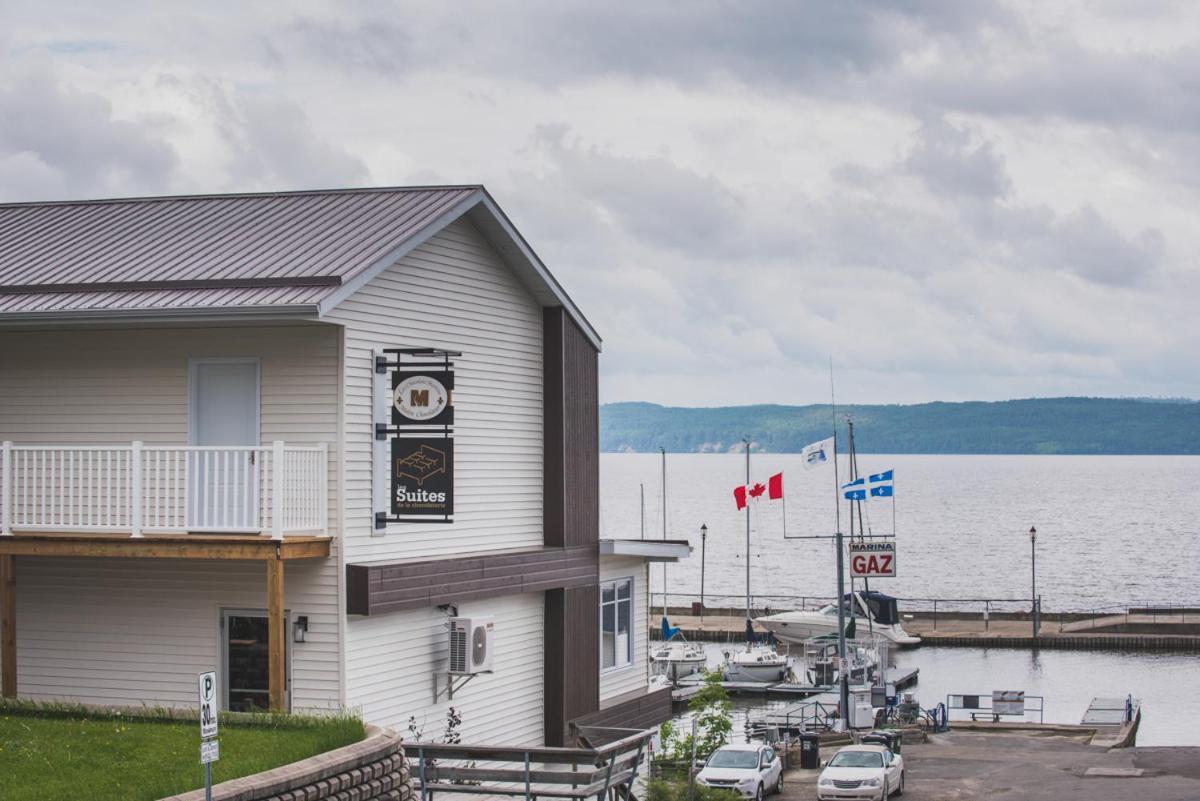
471,191 -> 602,351
0,303 -> 323,327
315,187 -> 603,352
600,539 -> 693,562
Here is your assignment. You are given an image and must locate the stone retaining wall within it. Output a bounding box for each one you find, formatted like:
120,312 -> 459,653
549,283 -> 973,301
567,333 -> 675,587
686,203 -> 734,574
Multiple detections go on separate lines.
162,726 -> 412,801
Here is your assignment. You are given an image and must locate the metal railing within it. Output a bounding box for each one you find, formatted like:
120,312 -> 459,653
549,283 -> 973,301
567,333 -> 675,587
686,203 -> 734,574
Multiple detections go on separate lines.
648,591 -> 1200,625
410,726 -> 653,801
0,440 -> 328,539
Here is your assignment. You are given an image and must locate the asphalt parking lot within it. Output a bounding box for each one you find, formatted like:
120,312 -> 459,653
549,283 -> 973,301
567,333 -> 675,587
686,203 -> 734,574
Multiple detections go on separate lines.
778,730 -> 1200,801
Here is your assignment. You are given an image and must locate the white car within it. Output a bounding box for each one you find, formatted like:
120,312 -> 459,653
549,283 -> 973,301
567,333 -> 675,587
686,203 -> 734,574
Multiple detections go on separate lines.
816,744 -> 905,800
695,743 -> 784,801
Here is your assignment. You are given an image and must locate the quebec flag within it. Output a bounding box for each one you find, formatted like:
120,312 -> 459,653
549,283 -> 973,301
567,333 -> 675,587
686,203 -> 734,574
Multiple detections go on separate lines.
842,469 -> 894,501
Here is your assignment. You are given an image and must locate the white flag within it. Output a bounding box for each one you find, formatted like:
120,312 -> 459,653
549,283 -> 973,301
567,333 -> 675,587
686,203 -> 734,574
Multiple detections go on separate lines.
801,437 -> 834,470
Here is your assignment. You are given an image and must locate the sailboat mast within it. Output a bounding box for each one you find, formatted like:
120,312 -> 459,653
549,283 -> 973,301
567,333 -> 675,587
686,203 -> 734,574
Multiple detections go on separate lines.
830,358 -> 840,536
829,361 -> 850,730
744,438 -> 751,626
660,447 -> 667,620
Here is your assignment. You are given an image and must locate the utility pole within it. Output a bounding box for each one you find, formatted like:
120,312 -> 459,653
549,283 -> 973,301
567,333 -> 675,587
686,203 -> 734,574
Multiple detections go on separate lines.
835,528 -> 850,729
700,523 -> 708,623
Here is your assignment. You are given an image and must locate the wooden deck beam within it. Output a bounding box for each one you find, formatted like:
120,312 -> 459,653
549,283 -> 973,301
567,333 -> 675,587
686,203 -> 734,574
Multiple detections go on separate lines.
1,555 -> 14,698
267,557 -> 286,712
0,534 -> 331,561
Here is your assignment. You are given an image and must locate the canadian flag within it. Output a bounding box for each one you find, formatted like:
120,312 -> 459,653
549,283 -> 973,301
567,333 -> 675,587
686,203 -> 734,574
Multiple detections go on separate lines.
733,472 -> 783,510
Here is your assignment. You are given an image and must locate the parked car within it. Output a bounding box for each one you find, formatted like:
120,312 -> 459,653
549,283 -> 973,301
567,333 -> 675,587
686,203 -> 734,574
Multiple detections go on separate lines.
816,744 -> 905,800
695,743 -> 784,800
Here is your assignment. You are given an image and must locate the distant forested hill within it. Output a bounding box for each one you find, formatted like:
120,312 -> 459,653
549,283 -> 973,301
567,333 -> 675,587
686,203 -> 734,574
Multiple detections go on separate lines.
599,398 -> 1200,454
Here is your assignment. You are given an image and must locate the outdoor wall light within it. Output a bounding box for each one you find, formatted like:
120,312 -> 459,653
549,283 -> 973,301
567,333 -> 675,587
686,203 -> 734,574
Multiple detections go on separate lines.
294,616 -> 309,643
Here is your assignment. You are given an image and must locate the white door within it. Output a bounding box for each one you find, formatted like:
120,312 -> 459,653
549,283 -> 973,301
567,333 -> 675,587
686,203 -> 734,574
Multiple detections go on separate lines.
189,359 -> 260,531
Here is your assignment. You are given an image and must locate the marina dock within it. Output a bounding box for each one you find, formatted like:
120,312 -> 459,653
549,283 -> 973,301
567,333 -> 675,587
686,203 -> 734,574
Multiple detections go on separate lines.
670,667 -> 919,705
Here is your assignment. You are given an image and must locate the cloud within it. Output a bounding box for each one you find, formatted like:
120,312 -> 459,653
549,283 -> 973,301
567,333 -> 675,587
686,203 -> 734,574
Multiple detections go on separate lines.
208,86 -> 370,190
0,67 -> 178,201
905,117 -> 1012,200
1,1 -> 1198,404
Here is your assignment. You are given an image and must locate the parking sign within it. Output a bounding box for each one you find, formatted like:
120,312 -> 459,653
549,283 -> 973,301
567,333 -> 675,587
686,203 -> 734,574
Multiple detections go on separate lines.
198,671 -> 218,739
200,739 -> 220,764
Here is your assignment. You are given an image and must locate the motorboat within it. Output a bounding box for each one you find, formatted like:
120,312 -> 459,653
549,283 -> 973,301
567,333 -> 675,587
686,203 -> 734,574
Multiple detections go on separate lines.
650,617 -> 707,682
722,644 -> 792,683
757,591 -> 920,647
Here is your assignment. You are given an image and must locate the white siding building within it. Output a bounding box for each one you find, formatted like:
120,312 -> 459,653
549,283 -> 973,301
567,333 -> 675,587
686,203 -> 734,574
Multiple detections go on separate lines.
0,186 -> 688,746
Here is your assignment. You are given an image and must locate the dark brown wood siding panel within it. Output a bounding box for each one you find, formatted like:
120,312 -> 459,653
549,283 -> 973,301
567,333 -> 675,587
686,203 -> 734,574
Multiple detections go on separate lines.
563,584 -> 600,723
544,588 -> 566,746
345,545 -> 598,615
567,686 -> 674,743
544,584 -> 600,746
562,314 -> 599,548
543,307 -> 566,548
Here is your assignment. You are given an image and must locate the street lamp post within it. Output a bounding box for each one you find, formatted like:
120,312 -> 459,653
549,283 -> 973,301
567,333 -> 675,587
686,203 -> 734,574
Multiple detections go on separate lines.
699,523 -> 708,623
1029,526 -> 1039,637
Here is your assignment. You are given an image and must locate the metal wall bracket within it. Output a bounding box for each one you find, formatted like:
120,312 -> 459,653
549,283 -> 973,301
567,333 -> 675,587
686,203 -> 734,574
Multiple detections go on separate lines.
433,672 -> 477,702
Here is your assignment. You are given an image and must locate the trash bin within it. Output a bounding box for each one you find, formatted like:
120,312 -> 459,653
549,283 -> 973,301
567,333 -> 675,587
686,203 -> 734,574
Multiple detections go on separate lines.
691,601 -> 703,615
798,731 -> 820,770
861,730 -> 902,754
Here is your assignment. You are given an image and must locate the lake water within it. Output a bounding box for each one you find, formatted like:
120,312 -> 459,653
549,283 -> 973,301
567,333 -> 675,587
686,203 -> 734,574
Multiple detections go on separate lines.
607,453 -> 1200,744
601,453 -> 1200,610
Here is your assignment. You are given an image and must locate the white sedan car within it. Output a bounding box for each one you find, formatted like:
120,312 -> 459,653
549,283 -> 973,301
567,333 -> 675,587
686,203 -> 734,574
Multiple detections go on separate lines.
695,743 -> 784,801
816,744 -> 905,800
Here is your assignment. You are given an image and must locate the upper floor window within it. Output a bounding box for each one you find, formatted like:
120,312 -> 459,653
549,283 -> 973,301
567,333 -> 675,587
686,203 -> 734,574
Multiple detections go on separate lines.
601,577 -> 633,670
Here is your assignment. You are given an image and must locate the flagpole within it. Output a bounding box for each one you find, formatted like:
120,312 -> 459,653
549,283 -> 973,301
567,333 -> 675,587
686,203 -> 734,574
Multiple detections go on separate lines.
780,475 -> 787,539
744,438 -> 751,634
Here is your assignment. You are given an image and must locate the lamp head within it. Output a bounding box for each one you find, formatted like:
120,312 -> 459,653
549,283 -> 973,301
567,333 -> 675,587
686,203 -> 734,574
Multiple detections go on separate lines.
701,523 -> 708,535
1029,525 -> 1037,542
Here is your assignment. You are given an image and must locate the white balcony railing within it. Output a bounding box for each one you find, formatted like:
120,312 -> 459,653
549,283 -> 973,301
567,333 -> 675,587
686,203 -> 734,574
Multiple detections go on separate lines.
0,441 -> 327,539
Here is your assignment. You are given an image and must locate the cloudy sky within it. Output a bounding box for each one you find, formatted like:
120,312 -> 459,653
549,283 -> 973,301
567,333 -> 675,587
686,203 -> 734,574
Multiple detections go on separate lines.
3,1 -> 1198,405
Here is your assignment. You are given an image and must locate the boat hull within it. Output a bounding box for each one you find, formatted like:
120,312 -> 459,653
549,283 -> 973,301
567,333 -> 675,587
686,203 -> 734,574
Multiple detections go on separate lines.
724,661 -> 789,683
757,613 -> 921,647
653,657 -> 706,681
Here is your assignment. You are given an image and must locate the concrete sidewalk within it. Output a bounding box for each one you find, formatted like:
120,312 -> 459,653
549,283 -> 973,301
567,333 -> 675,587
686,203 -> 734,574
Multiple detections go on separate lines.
777,730 -> 1200,801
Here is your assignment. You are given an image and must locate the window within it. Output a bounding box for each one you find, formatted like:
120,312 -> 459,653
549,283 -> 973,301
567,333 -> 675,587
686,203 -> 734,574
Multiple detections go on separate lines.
600,577 -> 633,669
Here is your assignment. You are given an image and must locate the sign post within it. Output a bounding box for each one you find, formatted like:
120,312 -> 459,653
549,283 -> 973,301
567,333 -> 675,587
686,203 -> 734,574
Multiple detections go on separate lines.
198,671 -> 219,801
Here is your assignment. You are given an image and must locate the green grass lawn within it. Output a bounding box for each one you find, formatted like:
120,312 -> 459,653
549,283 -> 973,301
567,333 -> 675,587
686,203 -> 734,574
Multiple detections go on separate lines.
0,708 -> 365,801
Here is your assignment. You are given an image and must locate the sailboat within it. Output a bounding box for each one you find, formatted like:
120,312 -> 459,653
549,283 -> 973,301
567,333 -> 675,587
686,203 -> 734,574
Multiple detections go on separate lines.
648,449 -> 708,683
721,441 -> 792,683
650,617 -> 707,682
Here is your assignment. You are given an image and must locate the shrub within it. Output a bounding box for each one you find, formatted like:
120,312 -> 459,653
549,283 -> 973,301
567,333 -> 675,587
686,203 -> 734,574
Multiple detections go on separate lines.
647,778 -> 741,801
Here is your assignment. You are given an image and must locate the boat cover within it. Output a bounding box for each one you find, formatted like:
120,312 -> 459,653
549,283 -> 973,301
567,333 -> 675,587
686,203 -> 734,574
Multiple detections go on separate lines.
842,591 -> 901,626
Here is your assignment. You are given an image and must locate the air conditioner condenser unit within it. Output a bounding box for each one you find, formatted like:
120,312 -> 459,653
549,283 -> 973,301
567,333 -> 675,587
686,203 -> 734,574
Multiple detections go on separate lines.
449,616 -> 495,675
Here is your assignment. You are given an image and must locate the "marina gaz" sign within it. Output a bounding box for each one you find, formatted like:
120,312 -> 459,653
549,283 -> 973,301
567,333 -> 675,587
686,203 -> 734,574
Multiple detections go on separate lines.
848,541 -> 896,578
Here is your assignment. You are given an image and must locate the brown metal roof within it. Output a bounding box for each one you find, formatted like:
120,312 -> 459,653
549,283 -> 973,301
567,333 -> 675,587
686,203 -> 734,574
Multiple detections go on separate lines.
0,186 -> 479,315
0,185 -> 602,348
